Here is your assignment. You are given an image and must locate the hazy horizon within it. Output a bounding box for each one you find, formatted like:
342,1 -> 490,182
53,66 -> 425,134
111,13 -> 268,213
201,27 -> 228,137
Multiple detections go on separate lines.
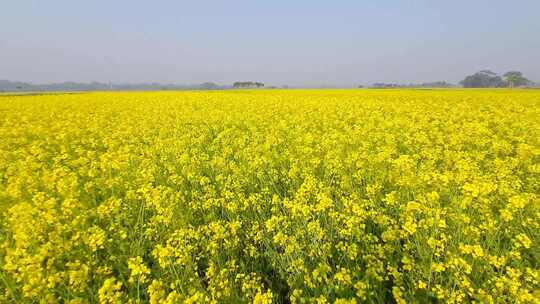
2,1 -> 539,86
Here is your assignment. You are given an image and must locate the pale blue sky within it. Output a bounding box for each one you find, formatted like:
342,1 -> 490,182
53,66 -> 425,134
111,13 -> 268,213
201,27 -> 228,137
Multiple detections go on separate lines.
1,0 -> 539,86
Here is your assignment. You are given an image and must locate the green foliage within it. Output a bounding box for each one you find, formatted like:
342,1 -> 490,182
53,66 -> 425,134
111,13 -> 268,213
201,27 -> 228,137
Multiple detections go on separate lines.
460,70 -> 505,88
503,71 -> 531,87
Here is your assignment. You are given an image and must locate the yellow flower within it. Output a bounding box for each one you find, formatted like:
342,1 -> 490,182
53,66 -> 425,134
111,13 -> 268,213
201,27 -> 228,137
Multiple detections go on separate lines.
148,280 -> 166,304
128,256 -> 151,283
432,262 -> 446,273
402,218 -> 417,235
253,290 -> 273,304
86,226 -> 106,252
515,233 -> 532,249
98,278 -> 124,304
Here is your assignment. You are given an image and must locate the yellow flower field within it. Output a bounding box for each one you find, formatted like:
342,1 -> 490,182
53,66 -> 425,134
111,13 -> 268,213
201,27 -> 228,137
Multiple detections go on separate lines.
0,89 -> 539,303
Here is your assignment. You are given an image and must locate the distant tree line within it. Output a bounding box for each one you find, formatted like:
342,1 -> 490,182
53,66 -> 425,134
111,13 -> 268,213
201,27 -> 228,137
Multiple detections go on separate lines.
367,71 -> 536,89
233,82 -> 264,89
460,70 -> 532,88
370,81 -> 455,89
0,80 -> 231,92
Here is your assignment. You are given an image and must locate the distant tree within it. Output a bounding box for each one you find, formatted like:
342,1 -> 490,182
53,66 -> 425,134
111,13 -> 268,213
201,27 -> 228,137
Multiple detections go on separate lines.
199,82 -> 219,90
233,82 -> 264,89
503,71 -> 530,88
371,83 -> 400,88
425,81 -> 452,88
460,70 -> 505,88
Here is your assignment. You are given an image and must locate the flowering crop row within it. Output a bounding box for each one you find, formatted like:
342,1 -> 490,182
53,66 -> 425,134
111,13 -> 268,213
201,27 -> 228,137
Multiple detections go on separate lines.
0,89 -> 538,303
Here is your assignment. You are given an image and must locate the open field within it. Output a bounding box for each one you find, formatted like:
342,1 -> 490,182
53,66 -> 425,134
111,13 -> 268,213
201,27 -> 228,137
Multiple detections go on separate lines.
0,89 -> 539,303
